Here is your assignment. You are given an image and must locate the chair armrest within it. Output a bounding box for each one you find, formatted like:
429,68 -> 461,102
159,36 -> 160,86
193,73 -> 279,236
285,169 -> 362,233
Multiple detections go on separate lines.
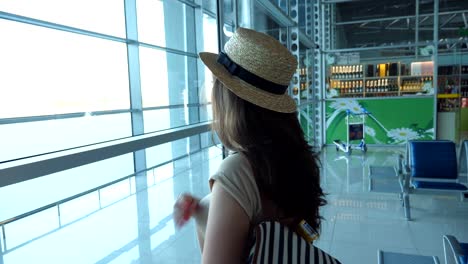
397,154 -> 411,192
397,154 -> 404,175
443,235 -> 464,255
443,235 -> 468,264
397,154 -> 411,175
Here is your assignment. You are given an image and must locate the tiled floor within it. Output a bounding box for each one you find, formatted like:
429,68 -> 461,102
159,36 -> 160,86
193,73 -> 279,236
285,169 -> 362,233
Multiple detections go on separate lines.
1,145 -> 467,264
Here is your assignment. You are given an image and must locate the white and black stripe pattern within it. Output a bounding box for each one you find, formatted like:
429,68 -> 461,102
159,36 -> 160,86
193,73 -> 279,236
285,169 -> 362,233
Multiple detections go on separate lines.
248,221 -> 341,264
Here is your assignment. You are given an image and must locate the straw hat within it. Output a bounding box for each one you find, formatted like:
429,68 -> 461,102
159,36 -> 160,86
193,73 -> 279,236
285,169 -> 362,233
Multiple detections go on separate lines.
199,27 -> 298,113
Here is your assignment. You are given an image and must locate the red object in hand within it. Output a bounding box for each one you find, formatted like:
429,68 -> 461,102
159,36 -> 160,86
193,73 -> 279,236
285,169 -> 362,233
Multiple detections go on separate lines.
183,199 -> 194,220
174,193 -> 199,229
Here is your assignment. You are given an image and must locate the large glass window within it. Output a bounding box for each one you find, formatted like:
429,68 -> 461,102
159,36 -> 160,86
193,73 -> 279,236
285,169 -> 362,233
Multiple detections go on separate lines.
0,20 -> 130,119
137,0 -> 195,52
0,113 -> 132,162
139,47 -> 171,107
0,0 -> 126,37
136,0 -> 167,47
0,0 -> 218,163
0,0 -> 219,226
201,14 -> 219,104
139,50 -> 196,108
0,0 -> 223,261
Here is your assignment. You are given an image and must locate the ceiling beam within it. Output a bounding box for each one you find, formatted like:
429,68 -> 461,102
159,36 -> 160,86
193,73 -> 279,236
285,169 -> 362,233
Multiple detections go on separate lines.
463,12 -> 468,28
385,19 -> 400,29
440,13 -> 458,28
418,16 -> 430,25
335,9 -> 468,26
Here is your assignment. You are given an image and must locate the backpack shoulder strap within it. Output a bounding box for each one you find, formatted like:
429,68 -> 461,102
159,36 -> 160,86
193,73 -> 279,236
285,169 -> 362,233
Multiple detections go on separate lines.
248,221 -> 341,264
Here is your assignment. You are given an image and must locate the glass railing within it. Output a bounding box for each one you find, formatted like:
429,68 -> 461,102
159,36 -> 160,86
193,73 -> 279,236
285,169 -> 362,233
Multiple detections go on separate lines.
0,145 -> 222,264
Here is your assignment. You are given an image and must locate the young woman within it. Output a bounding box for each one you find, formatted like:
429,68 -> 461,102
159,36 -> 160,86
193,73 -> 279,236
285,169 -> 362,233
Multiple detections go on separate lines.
173,27 -> 326,263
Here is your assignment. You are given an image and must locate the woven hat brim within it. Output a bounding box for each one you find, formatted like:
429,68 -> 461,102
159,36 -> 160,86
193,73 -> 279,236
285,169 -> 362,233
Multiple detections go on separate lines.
199,52 -> 297,113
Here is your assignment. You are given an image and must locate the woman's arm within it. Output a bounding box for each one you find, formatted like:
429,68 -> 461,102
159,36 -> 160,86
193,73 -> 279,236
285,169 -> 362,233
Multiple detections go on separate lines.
173,193 -> 211,252
202,182 -> 250,264
194,195 -> 210,251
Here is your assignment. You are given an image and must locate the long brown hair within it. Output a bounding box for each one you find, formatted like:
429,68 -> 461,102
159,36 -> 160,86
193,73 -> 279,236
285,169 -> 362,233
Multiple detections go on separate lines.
211,79 -> 326,232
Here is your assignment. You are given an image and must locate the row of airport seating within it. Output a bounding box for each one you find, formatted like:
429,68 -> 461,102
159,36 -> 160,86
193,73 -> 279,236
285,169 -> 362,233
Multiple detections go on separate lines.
378,235 -> 467,264
370,140 -> 468,264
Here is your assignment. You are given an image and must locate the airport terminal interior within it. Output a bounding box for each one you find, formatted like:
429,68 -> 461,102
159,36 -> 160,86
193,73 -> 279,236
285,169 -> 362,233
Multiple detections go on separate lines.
1,0 -> 468,263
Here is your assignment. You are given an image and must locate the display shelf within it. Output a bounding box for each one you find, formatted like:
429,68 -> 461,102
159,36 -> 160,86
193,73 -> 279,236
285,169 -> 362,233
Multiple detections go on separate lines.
366,91 -> 398,94
400,75 -> 433,78
327,61 -> 434,99
329,78 -> 363,81
437,94 -> 460,99
340,92 -> 364,96
401,90 -> 425,93
364,76 -> 399,80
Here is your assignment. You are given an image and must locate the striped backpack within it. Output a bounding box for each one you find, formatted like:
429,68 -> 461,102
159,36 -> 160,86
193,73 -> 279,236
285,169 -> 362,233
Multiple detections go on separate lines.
247,221 -> 341,264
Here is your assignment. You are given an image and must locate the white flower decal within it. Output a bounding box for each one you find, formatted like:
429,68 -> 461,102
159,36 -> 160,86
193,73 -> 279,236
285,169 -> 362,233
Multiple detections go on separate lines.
365,126 -> 376,137
327,89 -> 339,98
330,99 -> 349,111
387,127 -> 420,142
330,99 -> 364,113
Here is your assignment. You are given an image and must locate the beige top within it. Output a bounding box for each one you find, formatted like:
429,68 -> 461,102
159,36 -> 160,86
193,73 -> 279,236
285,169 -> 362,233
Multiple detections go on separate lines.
196,153 -> 262,238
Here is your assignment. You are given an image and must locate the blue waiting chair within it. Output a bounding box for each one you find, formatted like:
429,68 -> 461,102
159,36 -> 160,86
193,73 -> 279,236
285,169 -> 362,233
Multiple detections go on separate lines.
443,235 -> 468,264
399,140 -> 468,220
378,250 -> 439,264
460,140 -> 468,179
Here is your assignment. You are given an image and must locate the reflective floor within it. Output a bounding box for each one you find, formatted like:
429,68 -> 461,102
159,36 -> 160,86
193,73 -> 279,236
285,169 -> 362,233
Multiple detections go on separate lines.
1,146 -> 467,264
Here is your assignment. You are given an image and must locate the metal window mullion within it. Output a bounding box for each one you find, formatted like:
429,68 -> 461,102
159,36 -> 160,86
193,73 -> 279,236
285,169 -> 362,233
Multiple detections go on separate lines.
303,0 -> 313,142
217,0 -> 228,159
1,225 -> 5,263
0,11 -> 126,44
0,104 -> 211,125
123,2 -> 152,258
415,0 -> 419,59
186,4 -> 202,154
330,3 -> 336,50
138,42 -> 198,58
233,0 -> 239,29
313,0 -> 324,148
164,1 -> 191,163
124,0 -> 147,176
217,0 -> 224,52
176,0 -> 201,9
57,204 -> 62,228
195,0 -> 210,150
169,0 -> 201,212
203,9 -> 217,19
254,0 -> 295,27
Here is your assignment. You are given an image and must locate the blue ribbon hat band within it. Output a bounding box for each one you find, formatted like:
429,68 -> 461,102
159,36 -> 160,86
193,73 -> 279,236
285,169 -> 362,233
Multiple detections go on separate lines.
217,52 -> 288,95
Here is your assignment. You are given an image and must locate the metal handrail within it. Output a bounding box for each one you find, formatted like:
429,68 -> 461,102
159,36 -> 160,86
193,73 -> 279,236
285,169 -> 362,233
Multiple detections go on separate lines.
0,145 -> 220,254
0,121 -> 212,188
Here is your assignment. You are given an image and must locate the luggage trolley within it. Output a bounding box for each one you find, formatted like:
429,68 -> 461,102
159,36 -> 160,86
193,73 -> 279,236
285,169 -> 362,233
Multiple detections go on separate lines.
333,109 -> 370,155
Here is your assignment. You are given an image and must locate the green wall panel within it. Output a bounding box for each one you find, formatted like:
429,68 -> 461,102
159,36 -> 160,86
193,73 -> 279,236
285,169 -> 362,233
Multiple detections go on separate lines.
325,97 -> 435,145
461,108 -> 468,132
